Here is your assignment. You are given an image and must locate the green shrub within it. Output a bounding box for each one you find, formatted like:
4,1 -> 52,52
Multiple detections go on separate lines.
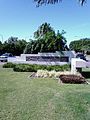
13,64 -> 37,72
13,64 -> 70,72
46,64 -> 70,71
3,62 -> 16,68
34,64 -> 47,71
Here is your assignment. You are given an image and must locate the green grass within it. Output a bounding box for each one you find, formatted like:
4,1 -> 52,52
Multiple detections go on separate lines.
82,68 -> 90,72
0,66 -> 90,120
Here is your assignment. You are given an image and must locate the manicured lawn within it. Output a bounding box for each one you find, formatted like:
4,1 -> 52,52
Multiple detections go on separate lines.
82,68 -> 90,72
0,66 -> 90,120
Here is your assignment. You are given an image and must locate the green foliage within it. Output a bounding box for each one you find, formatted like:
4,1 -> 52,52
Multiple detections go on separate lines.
69,38 -> 90,52
2,37 -> 27,56
24,23 -> 68,54
13,64 -> 37,72
34,22 -> 54,39
46,64 -> 70,71
0,41 -> 3,55
1,23 -> 68,55
3,62 -> 16,68
13,63 -> 70,72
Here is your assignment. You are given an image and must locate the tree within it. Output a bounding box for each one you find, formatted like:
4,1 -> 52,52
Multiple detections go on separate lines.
0,41 -> 3,55
55,30 -> 67,51
8,36 -> 18,44
15,39 -> 27,55
24,39 -> 36,54
2,37 -> 27,55
34,0 -> 86,6
69,38 -> 90,53
34,22 -> 54,39
24,23 -> 68,54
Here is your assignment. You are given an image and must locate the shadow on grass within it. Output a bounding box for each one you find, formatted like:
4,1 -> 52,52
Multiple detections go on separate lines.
81,72 -> 90,78
77,68 -> 90,79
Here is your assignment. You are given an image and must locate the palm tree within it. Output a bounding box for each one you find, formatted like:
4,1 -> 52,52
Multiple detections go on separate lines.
34,0 -> 86,6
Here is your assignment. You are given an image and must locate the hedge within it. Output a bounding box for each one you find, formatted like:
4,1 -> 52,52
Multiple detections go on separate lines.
13,64 -> 70,72
3,62 -> 16,68
3,62 -> 70,72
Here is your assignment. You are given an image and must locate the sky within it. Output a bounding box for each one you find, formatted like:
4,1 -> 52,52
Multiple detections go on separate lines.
0,0 -> 90,45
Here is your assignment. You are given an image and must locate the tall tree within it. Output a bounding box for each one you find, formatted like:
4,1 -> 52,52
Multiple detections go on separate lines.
34,0 -> 86,6
34,22 -> 54,39
24,23 -> 68,54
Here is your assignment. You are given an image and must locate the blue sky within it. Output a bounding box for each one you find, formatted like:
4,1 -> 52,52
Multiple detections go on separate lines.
0,0 -> 90,45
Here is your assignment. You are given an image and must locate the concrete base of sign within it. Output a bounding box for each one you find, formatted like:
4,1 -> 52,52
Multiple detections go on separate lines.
71,58 -> 90,74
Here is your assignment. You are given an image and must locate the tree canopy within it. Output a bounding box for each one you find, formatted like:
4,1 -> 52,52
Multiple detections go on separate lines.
34,22 -> 54,39
34,0 -> 86,6
69,38 -> 90,53
24,22 -> 69,54
0,37 -> 27,56
0,23 -> 69,55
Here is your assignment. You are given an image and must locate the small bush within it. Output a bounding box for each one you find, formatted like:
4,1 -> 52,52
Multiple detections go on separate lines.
59,75 -> 86,84
3,62 -> 16,68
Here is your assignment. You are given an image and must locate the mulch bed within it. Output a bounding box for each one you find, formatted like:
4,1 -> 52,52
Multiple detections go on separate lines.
28,72 -> 88,84
59,74 -> 87,84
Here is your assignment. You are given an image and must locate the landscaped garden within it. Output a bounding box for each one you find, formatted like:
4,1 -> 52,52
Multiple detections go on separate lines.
0,64 -> 90,120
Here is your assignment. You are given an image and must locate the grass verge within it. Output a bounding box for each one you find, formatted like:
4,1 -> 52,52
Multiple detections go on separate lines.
0,66 -> 90,120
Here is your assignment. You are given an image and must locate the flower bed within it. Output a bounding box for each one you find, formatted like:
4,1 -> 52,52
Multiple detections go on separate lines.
59,75 -> 86,84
